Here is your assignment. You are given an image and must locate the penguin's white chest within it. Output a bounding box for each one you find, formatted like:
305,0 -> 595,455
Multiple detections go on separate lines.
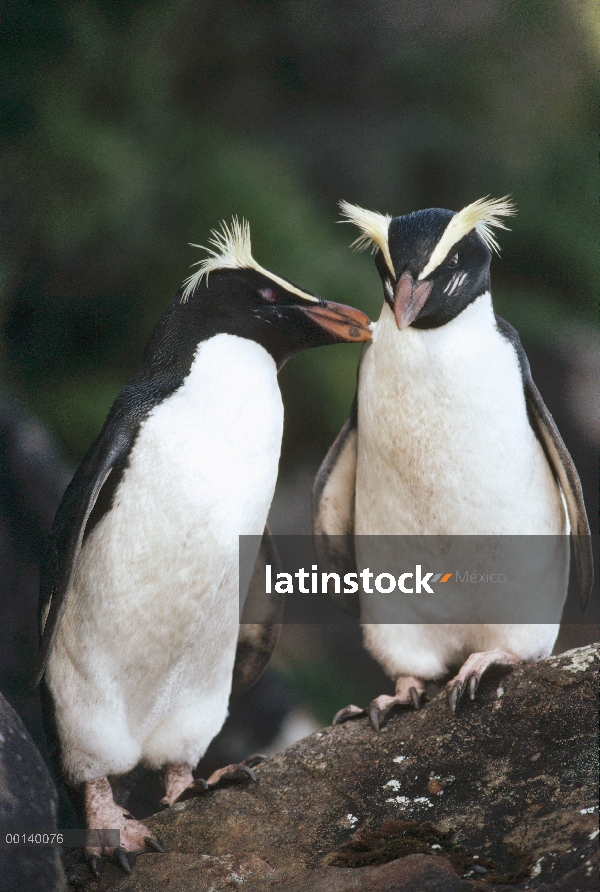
47,334 -> 283,782
355,296 -> 565,535
131,332 -> 284,544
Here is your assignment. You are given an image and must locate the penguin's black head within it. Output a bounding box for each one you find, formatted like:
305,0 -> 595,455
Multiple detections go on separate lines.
178,266 -> 372,369
341,197 -> 515,330
384,209 -> 492,330
144,218 -> 371,376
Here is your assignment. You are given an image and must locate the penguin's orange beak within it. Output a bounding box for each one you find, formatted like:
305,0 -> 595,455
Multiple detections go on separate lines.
298,301 -> 373,342
393,272 -> 433,330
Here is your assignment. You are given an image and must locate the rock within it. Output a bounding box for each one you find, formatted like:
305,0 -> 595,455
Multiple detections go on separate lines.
0,690 -> 65,892
257,853 -> 473,891
67,851 -> 471,891
68,644 -> 599,891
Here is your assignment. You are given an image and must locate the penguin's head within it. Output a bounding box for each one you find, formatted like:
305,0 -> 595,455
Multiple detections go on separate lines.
340,197 -> 515,330
171,218 -> 372,368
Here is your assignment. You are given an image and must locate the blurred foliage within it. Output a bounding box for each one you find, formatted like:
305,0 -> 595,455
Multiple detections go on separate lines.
276,650 -> 375,727
0,0 -> 597,465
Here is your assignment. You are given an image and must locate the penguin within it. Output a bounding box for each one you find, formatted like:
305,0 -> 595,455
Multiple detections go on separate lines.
313,197 -> 593,730
33,218 -> 372,875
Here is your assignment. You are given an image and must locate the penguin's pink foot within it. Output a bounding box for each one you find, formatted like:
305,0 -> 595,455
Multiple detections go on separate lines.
333,676 -> 427,731
163,758 -> 259,807
369,676 -> 427,731
332,704 -> 366,725
204,761 -> 257,789
160,763 -> 205,808
446,651 -> 521,713
84,777 -> 165,878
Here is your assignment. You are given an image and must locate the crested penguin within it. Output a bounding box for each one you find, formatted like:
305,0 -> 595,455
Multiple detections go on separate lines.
313,197 -> 593,730
34,218 -> 372,874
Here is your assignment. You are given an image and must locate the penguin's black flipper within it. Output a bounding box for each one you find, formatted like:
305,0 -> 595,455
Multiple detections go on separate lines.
231,525 -> 283,700
496,317 -> 593,610
33,416 -> 138,687
312,392 -> 360,617
526,378 -> 594,610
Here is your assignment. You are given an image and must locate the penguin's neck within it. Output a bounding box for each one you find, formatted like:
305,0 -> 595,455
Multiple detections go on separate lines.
373,291 -> 497,368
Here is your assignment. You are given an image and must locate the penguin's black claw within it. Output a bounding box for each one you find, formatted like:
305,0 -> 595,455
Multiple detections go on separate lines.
469,673 -> 480,700
144,836 -> 166,853
368,702 -> 382,732
241,753 -> 268,769
114,847 -> 132,874
88,854 -> 103,879
332,704 -> 366,725
448,682 -> 462,713
409,686 -> 421,710
240,764 -> 258,782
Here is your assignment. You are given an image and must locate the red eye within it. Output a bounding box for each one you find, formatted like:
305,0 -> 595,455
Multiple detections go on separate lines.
259,288 -> 277,302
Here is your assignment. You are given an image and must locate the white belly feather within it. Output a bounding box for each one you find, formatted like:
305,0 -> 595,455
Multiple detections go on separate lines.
355,297 -> 568,678
47,334 -> 283,784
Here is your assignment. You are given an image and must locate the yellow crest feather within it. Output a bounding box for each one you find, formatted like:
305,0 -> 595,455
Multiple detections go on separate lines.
339,200 -> 395,278
419,196 -> 516,280
181,217 -> 318,303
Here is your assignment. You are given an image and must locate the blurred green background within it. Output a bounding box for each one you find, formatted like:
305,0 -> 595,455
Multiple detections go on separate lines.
1,0 -> 597,469
0,1 -> 598,747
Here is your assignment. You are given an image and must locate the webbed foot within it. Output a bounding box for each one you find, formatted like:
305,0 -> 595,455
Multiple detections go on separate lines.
204,761 -> 257,789
333,676 -> 427,731
332,704 -> 366,725
84,777 -> 165,875
445,651 -> 520,713
162,757 -> 260,807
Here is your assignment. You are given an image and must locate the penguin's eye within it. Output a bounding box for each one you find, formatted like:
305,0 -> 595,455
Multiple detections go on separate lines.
259,287 -> 277,302
447,254 -> 459,268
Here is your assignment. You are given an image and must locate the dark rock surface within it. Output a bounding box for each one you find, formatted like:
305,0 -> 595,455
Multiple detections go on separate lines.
0,394 -> 71,759
0,690 -> 65,892
68,644 -> 599,891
